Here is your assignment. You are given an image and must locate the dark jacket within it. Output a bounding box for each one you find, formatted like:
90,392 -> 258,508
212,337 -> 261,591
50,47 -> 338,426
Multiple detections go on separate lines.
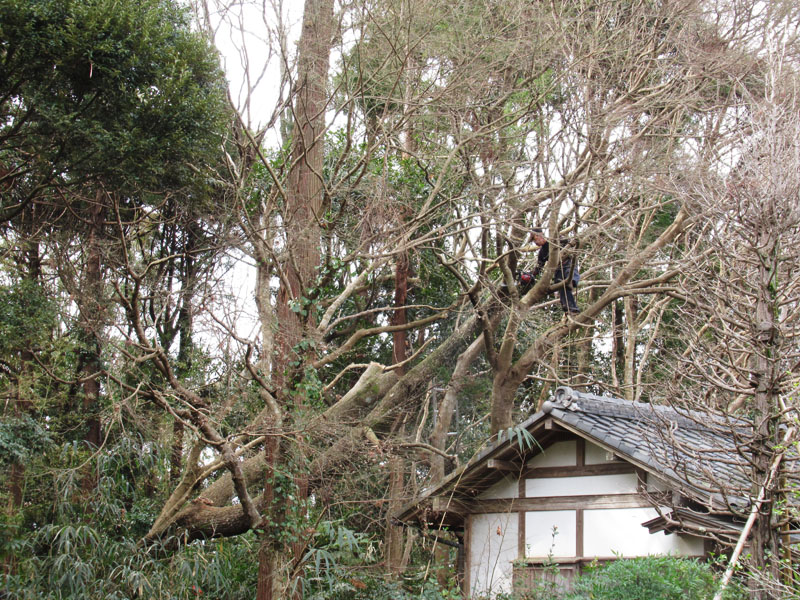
535,239 -> 579,286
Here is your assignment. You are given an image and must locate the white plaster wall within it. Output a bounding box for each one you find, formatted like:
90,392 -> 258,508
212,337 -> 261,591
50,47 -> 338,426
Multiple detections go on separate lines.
585,441 -> 616,465
583,507 -> 705,557
527,440 -> 576,468
479,475 -> 518,500
469,512 -> 518,598
526,473 -> 638,497
525,510 -> 577,558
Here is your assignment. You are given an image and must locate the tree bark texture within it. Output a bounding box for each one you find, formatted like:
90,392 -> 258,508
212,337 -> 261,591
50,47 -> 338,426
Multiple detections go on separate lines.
275,0 -> 335,387
73,192 -> 106,497
80,194 -> 105,452
256,432 -> 281,600
260,0 -> 334,595
385,251 -> 411,574
392,252 -> 410,371
749,226 -> 781,594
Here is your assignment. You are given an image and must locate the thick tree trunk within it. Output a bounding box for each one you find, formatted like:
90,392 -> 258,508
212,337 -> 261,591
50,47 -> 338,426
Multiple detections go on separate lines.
257,545 -> 282,600
612,300 -> 624,390
623,296 -> 638,401
79,194 -> 106,494
749,229 -> 781,597
171,225 -> 198,486
170,420 -> 184,488
392,252 -> 410,369
385,252 -> 410,574
275,0 -> 334,387
384,452 -> 406,575
490,375 -> 519,435
259,0 -> 334,596
257,432 -> 281,600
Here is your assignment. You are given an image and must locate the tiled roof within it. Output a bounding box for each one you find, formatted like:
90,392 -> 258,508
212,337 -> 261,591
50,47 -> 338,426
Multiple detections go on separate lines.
543,387 -> 754,510
396,386 -> 794,523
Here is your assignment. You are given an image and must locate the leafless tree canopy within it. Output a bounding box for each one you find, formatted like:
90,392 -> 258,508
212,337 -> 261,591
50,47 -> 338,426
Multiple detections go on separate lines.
5,0 -> 800,596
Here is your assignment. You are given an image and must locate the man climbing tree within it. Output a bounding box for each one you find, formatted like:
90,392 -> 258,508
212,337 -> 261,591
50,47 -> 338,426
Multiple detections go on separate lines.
529,229 -> 580,315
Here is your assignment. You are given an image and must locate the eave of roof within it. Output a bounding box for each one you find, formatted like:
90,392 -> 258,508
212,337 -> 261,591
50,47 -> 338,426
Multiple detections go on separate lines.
642,508 -> 800,549
394,409 -> 549,524
641,508 -> 742,539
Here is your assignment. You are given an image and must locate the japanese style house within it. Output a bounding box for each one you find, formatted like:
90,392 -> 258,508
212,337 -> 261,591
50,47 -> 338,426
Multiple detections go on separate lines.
396,386 -> 778,598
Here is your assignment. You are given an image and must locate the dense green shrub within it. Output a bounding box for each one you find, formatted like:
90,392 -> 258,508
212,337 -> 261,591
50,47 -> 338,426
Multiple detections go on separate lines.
564,555 -> 746,600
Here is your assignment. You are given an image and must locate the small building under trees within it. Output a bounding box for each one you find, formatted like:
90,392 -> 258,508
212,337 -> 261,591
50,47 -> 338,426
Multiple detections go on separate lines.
397,387 -> 794,598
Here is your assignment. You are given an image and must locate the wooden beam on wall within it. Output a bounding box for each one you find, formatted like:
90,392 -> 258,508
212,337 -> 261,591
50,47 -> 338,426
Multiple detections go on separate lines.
524,462 -> 636,479
464,492 -> 657,514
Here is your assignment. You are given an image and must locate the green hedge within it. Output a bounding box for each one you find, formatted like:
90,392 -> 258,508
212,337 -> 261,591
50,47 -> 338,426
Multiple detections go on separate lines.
562,556 -> 746,600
